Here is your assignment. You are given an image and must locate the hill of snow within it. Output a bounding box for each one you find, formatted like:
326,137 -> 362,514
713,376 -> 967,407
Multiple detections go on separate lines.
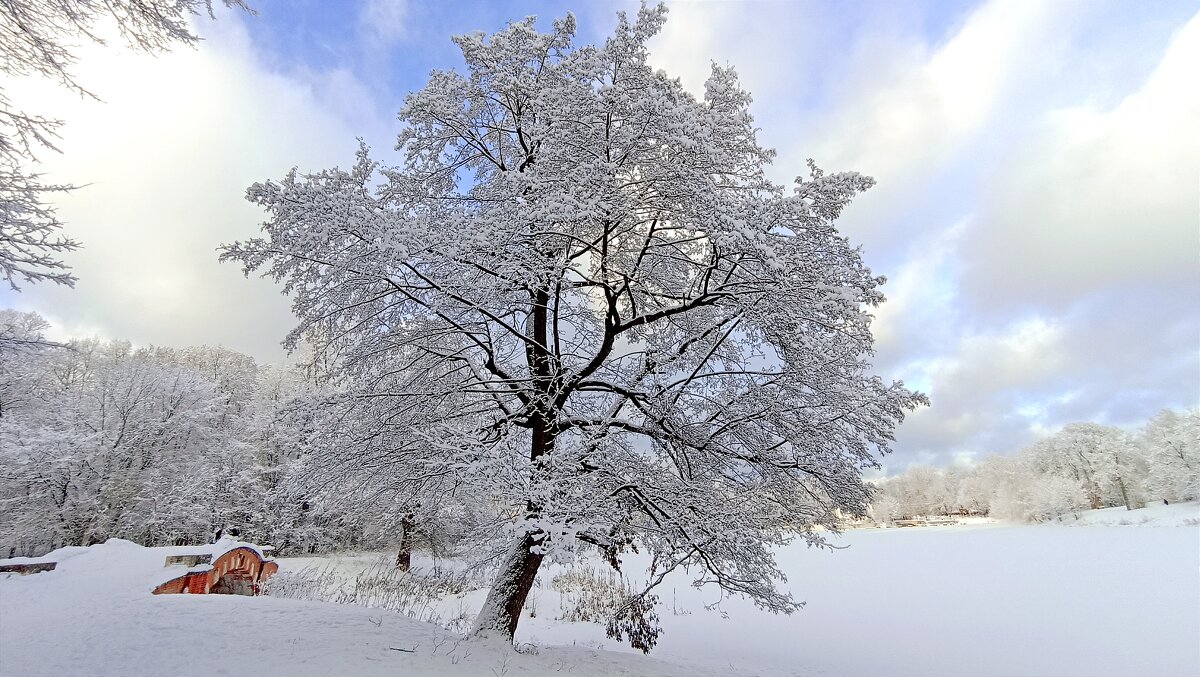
0,539 -> 714,677
1050,500 -> 1200,527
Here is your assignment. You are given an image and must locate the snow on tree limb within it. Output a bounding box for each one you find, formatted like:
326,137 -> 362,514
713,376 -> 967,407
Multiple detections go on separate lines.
222,2 -> 926,649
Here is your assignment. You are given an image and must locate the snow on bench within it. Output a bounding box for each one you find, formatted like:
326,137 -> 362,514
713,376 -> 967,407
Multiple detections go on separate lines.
163,553 -> 212,567
0,562 -> 57,575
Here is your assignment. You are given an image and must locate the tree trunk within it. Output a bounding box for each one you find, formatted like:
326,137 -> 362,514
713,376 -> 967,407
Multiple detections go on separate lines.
470,286 -> 554,643
1116,476 -> 1133,511
1071,456 -> 1103,509
470,531 -> 544,642
396,514 -> 414,572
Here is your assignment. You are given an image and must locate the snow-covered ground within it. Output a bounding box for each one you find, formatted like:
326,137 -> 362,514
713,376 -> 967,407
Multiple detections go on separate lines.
2,502 -> 1197,676
1049,500 -> 1200,527
0,539 -> 713,677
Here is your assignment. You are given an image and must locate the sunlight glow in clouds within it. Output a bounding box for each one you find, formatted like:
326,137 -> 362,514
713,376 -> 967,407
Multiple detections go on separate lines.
4,0 -> 1197,472
1,10 -> 377,359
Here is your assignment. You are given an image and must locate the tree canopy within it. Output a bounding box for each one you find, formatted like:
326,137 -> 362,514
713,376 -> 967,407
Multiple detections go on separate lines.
223,4 -> 925,648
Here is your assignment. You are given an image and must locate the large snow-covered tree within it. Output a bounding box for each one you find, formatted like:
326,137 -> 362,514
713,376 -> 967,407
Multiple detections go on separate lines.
1139,409 -> 1200,502
223,5 -> 924,648
1028,422 -> 1132,510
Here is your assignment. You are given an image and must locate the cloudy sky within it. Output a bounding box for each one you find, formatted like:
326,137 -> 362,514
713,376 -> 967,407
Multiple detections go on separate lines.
3,0 -> 1196,472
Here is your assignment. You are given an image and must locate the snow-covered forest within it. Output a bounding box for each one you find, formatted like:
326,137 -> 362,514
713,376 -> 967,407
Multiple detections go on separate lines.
869,412 -> 1200,523
0,309 -> 353,558
4,305 -> 1195,563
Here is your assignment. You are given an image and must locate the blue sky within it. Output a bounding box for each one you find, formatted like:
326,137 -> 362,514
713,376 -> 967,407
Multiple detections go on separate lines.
4,0 -> 1197,473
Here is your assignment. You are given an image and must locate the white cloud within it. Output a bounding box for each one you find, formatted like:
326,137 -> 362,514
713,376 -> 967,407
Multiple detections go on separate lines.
359,0 -> 409,48
0,12 -> 381,362
646,1 -> 824,149
789,1 -> 1080,260
870,220 -> 965,367
807,1 -> 1065,180
637,1 -> 1200,470
644,1 -> 1078,260
963,10 -> 1200,311
888,316 -> 1073,464
646,2 -> 726,96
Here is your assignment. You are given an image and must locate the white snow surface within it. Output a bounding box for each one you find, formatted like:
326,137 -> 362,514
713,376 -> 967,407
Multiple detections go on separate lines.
1049,500 -> 1200,527
0,539 -> 713,676
2,503 -> 1197,676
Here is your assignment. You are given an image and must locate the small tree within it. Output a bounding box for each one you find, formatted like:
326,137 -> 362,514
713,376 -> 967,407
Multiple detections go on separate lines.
287,378 -> 478,567
223,5 -> 923,648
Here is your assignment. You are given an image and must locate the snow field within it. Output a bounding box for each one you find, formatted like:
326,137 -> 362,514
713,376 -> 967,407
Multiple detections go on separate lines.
2,503 -> 1197,677
278,504 -> 1200,676
0,540 -> 714,676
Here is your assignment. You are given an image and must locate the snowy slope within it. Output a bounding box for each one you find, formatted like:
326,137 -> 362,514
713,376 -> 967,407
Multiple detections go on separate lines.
1051,500 -> 1200,527
0,539 -> 715,677
616,522 -> 1198,676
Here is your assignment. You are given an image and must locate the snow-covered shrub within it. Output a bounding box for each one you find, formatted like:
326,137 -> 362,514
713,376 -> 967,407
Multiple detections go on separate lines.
551,565 -> 633,624
266,556 -> 484,631
606,592 -> 662,653
551,563 -> 663,651
261,563 -> 339,600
